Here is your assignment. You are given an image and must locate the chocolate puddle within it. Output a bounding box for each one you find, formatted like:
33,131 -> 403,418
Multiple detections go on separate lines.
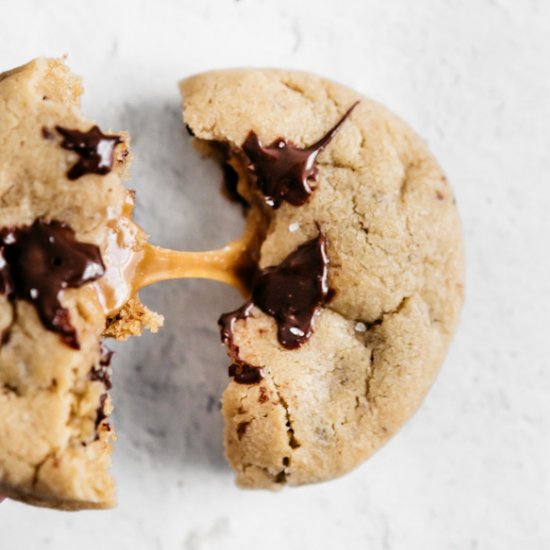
0,220 -> 105,349
242,102 -> 358,208
219,228 -> 331,384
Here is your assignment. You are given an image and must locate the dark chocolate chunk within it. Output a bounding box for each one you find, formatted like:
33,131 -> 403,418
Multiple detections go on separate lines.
0,219 -> 105,349
95,393 -> 108,429
237,421 -> 250,439
55,125 -> 123,180
0,330 -> 10,346
219,302 -> 254,360
258,386 -> 269,403
274,470 -> 287,483
89,343 -> 114,390
41,127 -> 55,140
251,229 -> 330,349
228,363 -> 264,385
242,102 -> 358,208
218,227 -> 331,382
220,303 -> 263,384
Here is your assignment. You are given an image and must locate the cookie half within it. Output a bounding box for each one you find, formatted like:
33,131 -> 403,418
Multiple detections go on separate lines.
180,69 -> 464,488
0,58 -> 161,509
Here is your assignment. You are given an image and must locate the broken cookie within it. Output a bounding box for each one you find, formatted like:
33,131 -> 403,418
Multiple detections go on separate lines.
179,69 -> 464,488
0,58 -> 165,509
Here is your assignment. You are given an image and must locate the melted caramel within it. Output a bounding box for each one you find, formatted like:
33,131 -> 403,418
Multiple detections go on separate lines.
136,239 -> 251,295
93,215 -> 145,315
93,197 -> 259,317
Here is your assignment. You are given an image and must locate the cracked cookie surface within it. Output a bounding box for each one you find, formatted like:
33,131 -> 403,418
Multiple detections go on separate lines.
180,69 -> 464,488
0,58 -> 161,509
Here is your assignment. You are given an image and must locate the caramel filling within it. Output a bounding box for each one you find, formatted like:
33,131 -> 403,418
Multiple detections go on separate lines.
136,238 -> 251,295
93,196 -> 260,318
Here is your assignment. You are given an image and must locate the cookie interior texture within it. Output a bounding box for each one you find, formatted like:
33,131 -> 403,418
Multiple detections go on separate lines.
180,70 -> 464,488
0,58 -> 161,509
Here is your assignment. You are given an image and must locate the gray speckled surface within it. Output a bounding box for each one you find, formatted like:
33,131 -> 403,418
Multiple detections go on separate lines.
1,0 -> 549,548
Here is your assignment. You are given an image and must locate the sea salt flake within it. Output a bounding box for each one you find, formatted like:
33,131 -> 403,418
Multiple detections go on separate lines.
288,222 -> 300,233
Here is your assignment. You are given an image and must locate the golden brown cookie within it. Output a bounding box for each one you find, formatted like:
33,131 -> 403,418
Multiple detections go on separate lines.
180,69 -> 464,488
0,58 -> 161,509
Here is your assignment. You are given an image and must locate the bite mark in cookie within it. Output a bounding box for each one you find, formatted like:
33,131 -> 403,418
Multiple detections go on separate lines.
242,102 -> 358,208
0,219 -> 105,349
55,125 -> 123,180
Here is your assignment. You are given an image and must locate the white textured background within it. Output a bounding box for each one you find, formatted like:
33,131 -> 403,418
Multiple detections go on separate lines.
1,0 -> 549,548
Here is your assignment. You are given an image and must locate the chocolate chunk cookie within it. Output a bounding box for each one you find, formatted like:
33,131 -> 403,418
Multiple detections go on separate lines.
0,58 -> 162,509
180,70 -> 464,488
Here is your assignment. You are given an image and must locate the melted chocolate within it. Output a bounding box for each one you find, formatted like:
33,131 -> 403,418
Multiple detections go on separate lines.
219,302 -> 254,359
55,125 -> 123,180
252,230 -> 330,349
219,303 -> 263,384
242,102 -> 358,208
90,343 -> 114,390
95,393 -> 108,429
218,229 -> 331,383
228,363 -> 264,384
0,220 -> 105,349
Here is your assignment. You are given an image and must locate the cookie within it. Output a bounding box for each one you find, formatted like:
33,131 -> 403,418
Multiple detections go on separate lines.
0,58 -> 162,509
0,59 -> 464,505
179,70 -> 464,488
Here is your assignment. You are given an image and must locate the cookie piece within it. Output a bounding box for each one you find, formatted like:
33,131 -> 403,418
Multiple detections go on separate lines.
180,70 -> 464,488
0,58 -> 161,509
